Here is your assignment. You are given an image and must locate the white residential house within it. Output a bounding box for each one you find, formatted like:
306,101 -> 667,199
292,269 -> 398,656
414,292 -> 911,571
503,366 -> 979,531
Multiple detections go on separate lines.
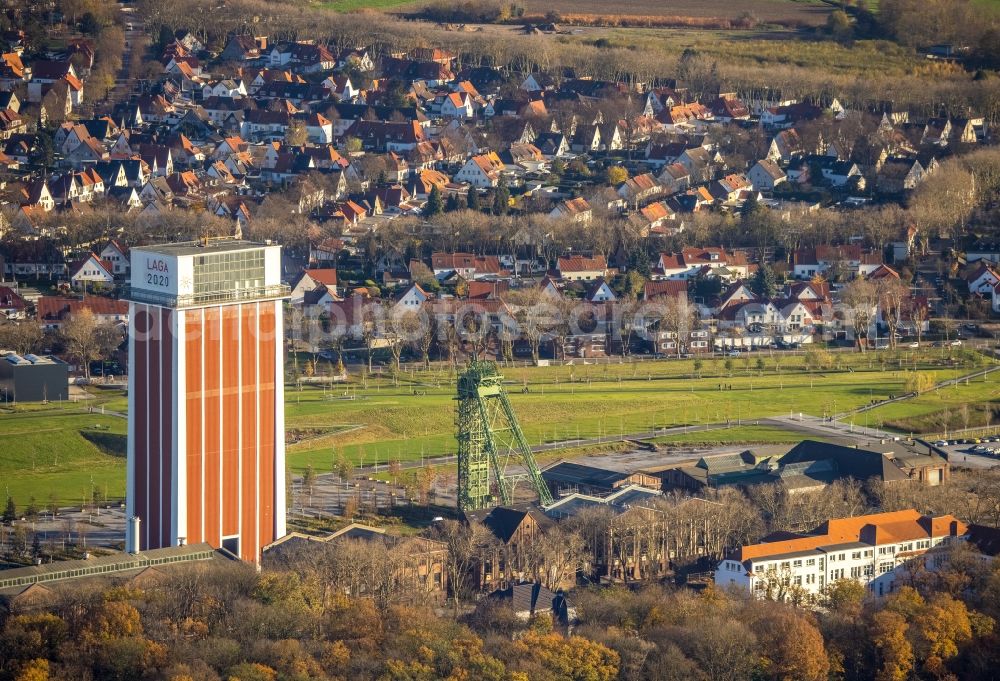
748,159 -> 787,192
440,91 -> 475,119
967,262 -> 1000,295
394,283 -> 429,310
766,129 -> 804,164
303,114 -> 334,144
585,279 -> 617,303
715,509 -> 966,601
455,152 -> 504,188
69,253 -> 115,288
202,79 -> 246,99
98,240 -> 129,275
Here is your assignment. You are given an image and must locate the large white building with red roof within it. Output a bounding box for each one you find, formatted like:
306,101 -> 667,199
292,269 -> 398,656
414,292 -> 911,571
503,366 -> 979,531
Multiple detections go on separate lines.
716,509 -> 966,600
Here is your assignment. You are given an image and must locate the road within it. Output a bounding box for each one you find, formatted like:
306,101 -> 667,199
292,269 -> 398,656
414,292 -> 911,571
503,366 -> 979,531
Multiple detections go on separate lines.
111,5 -> 142,103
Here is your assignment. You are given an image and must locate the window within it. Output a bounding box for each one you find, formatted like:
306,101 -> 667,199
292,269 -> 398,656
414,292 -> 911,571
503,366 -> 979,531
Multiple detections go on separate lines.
806,558 -> 816,566
793,560 -> 802,568
193,249 -> 265,297
852,551 -> 862,560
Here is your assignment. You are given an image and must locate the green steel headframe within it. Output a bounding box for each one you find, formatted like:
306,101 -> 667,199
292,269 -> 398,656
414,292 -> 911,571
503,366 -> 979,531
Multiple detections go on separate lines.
455,360 -> 553,511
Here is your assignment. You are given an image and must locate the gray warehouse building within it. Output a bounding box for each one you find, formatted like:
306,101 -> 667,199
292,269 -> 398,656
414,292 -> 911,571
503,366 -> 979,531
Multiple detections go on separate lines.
0,354 -> 69,402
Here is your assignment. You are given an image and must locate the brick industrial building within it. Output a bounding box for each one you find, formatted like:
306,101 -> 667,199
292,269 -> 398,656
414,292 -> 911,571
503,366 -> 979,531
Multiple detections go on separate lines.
125,239 -> 288,563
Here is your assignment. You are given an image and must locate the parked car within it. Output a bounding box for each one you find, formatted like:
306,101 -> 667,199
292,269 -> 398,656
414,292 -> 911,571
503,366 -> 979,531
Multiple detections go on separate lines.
726,350 -> 743,357
907,341 -> 919,348
950,339 -> 963,346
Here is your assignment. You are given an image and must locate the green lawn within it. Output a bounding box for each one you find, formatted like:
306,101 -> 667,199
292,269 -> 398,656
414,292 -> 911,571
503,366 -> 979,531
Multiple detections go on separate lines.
285,350 -> 976,472
0,350 -> 985,504
841,369 -> 1000,434
0,407 -> 126,508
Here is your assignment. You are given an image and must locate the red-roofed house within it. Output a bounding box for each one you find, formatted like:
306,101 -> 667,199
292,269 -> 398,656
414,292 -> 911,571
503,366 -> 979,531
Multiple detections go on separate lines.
966,262 -> 1000,295
36,296 -> 128,330
99,240 -> 129,276
441,91 -> 474,119
556,255 -> 608,281
455,151 -> 505,188
0,286 -> 27,318
549,197 -> 592,223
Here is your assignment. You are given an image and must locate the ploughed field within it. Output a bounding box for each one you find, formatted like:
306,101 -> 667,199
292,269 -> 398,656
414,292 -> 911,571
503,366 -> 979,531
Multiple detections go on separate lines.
514,0 -> 832,26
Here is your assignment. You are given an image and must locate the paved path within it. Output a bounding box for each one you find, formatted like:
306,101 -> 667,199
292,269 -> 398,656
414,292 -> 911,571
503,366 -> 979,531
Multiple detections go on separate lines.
763,415 -> 893,441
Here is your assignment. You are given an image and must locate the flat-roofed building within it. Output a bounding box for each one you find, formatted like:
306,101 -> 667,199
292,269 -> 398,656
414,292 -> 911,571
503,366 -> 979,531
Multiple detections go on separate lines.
0,353 -> 68,402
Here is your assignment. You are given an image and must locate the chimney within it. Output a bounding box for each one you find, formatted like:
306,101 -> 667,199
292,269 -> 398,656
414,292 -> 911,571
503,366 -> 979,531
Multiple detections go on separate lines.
126,515 -> 141,554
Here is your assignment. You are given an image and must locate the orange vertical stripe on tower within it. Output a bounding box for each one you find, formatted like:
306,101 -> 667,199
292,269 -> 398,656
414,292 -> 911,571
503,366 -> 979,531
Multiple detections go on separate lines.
203,306 -> 222,548
221,305 -> 241,539
258,303 -> 276,547
240,304 -> 258,561
185,310 -> 203,545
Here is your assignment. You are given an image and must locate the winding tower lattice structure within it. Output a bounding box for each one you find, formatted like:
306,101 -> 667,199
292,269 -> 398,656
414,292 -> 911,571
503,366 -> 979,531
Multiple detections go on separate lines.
455,360 -> 553,511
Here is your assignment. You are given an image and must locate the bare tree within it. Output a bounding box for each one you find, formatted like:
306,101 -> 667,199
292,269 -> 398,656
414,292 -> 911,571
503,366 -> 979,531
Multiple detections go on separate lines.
0,322 -> 44,356
658,295 -> 697,358
875,277 -> 909,349
841,278 -> 877,352
360,301 -> 379,372
60,309 -> 121,379
504,287 -> 557,365
434,519 -> 490,611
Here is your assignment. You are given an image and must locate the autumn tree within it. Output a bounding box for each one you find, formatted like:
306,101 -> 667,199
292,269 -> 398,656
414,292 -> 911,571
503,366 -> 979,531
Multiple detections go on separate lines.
752,606 -> 830,681
870,609 -> 914,681
606,166 -> 628,186
511,627 -> 619,681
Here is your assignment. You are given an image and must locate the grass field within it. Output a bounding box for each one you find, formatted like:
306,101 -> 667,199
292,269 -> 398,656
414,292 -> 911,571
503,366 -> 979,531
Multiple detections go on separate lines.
0,407 -> 126,508
0,349 -> 988,506
283,349 -> 981,471
841,369 -> 1000,434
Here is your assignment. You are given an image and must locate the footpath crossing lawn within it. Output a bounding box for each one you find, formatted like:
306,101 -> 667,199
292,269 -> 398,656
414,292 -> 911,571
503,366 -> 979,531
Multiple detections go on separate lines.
841,369 -> 1000,434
